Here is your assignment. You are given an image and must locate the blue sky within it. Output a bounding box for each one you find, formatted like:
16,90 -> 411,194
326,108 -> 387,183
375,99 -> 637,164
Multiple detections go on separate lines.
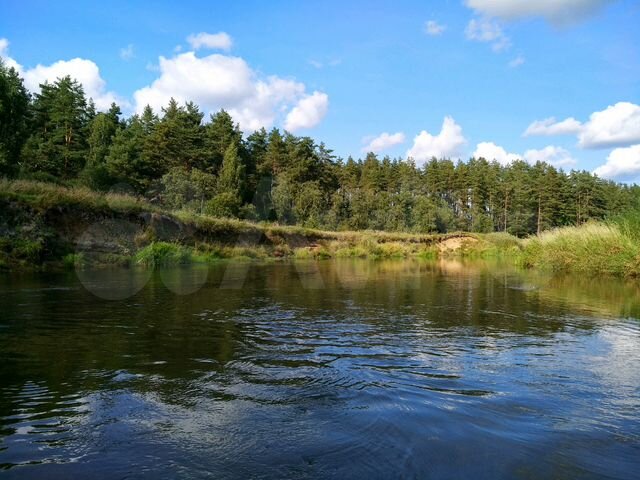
1,0 -> 639,179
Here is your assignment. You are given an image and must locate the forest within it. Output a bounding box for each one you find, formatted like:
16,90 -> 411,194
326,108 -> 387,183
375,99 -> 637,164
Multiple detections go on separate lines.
2,59 -> 639,237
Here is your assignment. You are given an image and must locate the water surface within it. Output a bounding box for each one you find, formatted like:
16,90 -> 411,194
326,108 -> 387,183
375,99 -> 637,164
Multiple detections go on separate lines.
1,260 -> 639,479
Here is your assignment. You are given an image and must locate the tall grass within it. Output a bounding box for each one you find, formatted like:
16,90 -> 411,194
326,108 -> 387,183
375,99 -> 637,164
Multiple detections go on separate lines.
0,179 -> 153,213
520,222 -> 640,277
134,242 -> 194,266
609,210 -> 640,241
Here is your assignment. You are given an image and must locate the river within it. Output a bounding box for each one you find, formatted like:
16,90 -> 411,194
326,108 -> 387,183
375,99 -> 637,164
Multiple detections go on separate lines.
1,259 -> 639,478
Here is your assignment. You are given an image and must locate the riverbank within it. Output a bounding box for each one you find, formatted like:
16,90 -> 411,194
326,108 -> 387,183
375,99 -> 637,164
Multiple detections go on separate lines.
0,179 -> 479,270
2,179 -> 640,277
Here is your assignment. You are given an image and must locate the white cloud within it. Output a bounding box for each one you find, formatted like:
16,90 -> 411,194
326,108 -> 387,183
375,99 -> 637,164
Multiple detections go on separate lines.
424,20 -> 446,36
465,0 -> 611,24
23,58 -> 126,111
0,38 -> 22,72
308,58 -> 341,69
523,116 -> 583,136
578,102 -> 640,149
473,141 -> 520,165
284,91 -> 329,131
465,18 -> 510,52
187,32 -> 232,51
508,55 -> 525,68
119,44 -> 135,61
473,142 -> 577,168
135,53 -> 256,111
232,77 -> 307,132
593,145 -> 640,180
134,51 -> 327,131
362,132 -> 406,153
2,38 -> 124,111
4,38 -> 327,130
407,116 -> 467,163
0,38 -> 9,60
523,146 -> 577,168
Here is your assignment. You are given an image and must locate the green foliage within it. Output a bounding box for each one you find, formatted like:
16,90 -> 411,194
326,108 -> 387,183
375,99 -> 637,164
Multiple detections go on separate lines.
81,104 -> 121,190
205,109 -> 243,174
519,223 -> 640,276
134,242 -> 192,266
2,77 -> 638,240
21,76 -> 91,178
206,191 -> 242,218
0,59 -> 30,176
609,210 -> 640,241
217,141 -> 245,195
161,166 -> 216,212
63,252 -> 85,269
105,115 -> 157,193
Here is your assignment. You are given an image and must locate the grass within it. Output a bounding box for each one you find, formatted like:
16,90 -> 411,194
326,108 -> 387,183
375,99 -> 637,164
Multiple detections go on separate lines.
134,242 -> 194,266
0,178 -> 154,214
519,222 -> 640,277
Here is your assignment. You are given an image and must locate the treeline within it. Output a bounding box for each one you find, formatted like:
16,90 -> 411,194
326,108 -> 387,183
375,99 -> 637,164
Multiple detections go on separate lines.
1,60 -> 639,236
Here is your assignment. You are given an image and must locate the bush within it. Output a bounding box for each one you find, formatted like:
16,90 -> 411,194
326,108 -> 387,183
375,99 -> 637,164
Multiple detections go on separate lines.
206,192 -> 242,218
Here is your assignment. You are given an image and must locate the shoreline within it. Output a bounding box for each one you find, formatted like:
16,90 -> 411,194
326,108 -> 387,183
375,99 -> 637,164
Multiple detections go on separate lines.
1,179 -> 639,278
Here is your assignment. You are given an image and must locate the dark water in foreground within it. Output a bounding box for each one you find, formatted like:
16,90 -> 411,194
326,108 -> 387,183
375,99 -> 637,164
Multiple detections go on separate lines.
1,260 -> 639,479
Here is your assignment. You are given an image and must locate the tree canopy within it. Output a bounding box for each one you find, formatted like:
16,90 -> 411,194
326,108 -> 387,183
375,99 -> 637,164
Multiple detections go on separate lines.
1,67 -> 639,235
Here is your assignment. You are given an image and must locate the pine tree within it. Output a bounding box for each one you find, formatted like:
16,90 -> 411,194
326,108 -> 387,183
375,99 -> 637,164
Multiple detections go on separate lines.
143,98 -> 206,174
21,76 -> 90,178
0,59 -> 30,176
205,109 -> 243,174
105,116 -> 158,193
206,140 -> 245,217
82,103 -> 122,189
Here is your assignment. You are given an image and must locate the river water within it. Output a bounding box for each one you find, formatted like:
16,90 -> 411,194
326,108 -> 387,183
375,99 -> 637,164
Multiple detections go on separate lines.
1,259 -> 639,479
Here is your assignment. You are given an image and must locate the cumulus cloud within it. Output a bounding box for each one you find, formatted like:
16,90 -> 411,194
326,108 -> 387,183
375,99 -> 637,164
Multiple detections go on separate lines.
473,141 -> 520,165
424,20 -> 446,36
593,145 -> 640,180
119,44 -> 135,61
284,91 -> 329,131
0,38 -> 23,72
362,132 -> 406,153
25,58 -> 125,111
523,116 -> 583,136
1,38 -> 125,111
135,53 -> 258,112
578,102 -> 640,149
187,32 -> 232,51
473,142 -> 577,168
407,117 -> 467,163
464,0 -> 612,24
235,78 -> 307,131
465,18 -> 510,52
523,146 -> 577,168
134,51 -> 327,131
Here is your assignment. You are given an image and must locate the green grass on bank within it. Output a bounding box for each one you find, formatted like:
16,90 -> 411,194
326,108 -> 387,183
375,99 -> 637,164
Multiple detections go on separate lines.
0,178 -> 155,214
518,220 -> 640,277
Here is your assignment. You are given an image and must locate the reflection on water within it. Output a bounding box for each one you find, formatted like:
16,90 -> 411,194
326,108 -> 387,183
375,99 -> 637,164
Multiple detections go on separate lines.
0,259 -> 639,479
